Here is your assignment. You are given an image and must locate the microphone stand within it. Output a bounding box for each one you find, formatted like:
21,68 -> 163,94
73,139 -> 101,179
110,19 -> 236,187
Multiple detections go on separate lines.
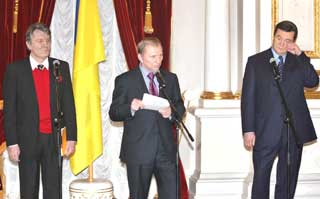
271,61 -> 301,199
157,75 -> 194,199
54,66 -> 63,199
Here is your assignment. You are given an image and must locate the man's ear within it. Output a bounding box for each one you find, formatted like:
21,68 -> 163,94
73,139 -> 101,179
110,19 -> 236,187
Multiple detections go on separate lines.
138,53 -> 143,63
26,41 -> 31,51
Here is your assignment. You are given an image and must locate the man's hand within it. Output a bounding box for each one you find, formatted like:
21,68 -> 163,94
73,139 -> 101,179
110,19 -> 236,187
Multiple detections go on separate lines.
287,42 -> 302,56
8,144 -> 20,162
64,141 -> 76,158
243,132 -> 256,151
131,98 -> 144,111
159,106 -> 172,118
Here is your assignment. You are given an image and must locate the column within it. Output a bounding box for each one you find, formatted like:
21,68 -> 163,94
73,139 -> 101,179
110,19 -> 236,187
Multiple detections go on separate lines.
202,0 -> 233,99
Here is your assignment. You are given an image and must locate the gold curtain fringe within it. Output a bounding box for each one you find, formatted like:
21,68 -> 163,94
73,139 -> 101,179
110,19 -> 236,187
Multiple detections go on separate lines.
144,0 -> 154,34
13,0 -> 19,33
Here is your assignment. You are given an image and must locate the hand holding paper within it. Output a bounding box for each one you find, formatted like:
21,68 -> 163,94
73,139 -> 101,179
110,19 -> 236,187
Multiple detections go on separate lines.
142,93 -> 170,111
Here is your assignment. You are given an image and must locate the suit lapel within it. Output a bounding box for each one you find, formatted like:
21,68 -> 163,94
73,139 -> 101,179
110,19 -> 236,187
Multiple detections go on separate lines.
263,49 -> 278,87
267,50 -> 296,97
266,49 -> 276,76
134,67 -> 149,95
157,69 -> 166,99
281,53 -> 296,96
24,58 -> 39,109
266,49 -> 294,90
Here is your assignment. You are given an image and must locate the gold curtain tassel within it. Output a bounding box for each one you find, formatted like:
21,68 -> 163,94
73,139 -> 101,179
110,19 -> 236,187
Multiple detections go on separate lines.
144,0 -> 154,34
13,0 -> 19,33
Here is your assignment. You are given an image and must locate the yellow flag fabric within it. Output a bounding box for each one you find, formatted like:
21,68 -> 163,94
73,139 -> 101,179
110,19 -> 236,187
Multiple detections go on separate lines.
70,0 -> 106,175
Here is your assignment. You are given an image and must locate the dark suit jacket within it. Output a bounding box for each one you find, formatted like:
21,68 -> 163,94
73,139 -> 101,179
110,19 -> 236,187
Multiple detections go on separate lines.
3,57 -> 77,158
241,48 -> 318,148
109,67 -> 185,164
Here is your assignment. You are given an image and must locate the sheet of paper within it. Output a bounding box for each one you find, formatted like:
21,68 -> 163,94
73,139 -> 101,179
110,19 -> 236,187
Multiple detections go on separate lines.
142,93 -> 170,111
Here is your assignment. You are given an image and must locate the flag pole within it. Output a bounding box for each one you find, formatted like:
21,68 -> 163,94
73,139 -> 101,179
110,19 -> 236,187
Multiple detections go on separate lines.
89,164 -> 93,182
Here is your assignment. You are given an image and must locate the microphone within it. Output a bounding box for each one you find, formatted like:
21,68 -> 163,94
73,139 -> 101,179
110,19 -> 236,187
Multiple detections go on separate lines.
269,57 -> 276,65
53,60 -> 61,78
155,70 -> 166,88
269,57 -> 280,80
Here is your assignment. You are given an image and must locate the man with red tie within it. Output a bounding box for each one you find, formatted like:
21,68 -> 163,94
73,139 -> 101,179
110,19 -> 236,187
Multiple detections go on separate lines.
109,37 -> 185,199
3,22 -> 77,198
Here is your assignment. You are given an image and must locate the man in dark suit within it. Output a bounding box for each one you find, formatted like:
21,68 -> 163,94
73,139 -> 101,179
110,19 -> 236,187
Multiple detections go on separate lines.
109,37 -> 185,199
241,20 -> 319,199
3,22 -> 77,198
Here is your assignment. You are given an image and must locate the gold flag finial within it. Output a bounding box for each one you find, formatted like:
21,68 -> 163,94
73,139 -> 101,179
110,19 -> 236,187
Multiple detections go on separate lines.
144,0 -> 154,34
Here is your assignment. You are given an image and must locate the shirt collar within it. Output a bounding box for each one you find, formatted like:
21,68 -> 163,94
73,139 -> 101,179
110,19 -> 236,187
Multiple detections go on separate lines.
271,48 -> 287,63
29,55 -> 49,70
139,64 -> 155,77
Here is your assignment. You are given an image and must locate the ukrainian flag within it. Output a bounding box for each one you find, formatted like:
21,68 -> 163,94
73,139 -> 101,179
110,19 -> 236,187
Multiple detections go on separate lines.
70,0 -> 105,175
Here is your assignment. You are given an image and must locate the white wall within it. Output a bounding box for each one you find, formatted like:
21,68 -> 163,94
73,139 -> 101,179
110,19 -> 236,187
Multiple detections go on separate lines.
171,0 -> 205,95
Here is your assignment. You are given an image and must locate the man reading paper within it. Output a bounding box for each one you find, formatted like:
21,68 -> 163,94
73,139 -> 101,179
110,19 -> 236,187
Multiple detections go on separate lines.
109,37 -> 185,199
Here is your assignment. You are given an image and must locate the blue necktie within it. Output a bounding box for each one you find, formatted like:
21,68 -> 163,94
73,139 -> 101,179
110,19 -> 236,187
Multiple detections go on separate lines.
278,56 -> 284,81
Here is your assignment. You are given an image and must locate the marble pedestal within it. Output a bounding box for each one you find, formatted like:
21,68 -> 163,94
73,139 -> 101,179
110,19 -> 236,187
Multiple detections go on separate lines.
69,179 -> 114,199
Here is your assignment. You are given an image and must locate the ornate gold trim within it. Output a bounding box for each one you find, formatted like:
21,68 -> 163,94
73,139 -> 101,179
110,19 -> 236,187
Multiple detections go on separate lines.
0,100 -> 3,110
236,89 -> 320,99
305,88 -> 320,99
69,187 -> 113,193
233,91 -> 241,100
272,0 -> 320,58
201,91 -> 235,100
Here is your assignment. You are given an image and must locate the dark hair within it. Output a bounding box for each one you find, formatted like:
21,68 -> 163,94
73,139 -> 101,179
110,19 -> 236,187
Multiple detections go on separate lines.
137,37 -> 162,54
26,22 -> 51,43
273,20 -> 298,41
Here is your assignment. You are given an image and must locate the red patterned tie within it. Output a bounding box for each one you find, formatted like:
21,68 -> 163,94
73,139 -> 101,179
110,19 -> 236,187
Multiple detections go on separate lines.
147,72 -> 158,96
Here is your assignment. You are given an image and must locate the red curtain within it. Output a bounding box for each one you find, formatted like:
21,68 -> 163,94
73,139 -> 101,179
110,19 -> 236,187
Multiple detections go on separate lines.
149,0 -> 172,70
179,158 -> 189,199
113,0 -> 171,70
0,0 -> 56,144
175,128 -> 189,199
127,0 -> 145,44
113,0 -> 139,69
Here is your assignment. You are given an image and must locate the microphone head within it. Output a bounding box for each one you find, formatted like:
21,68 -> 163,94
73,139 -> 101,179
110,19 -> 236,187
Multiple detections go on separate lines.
53,59 -> 60,66
155,70 -> 162,78
269,57 -> 276,64
155,70 -> 166,88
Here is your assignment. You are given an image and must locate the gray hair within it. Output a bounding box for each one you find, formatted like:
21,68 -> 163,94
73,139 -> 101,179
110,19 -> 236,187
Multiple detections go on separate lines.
137,37 -> 162,54
26,22 -> 51,43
